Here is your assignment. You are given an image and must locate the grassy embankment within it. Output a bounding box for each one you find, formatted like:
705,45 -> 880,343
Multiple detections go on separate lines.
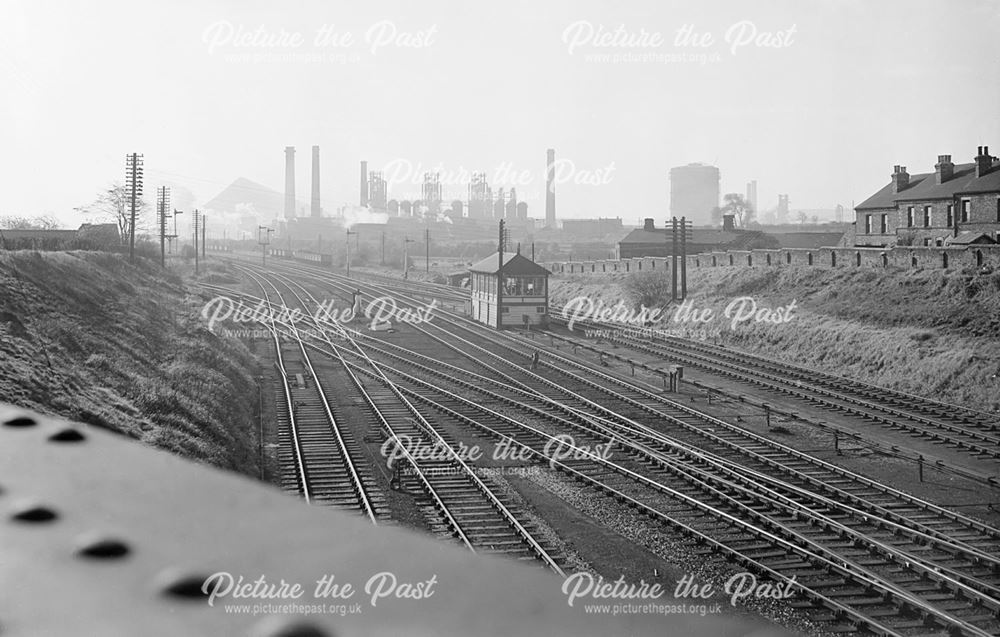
550,266 -> 1000,412
0,251 -> 260,474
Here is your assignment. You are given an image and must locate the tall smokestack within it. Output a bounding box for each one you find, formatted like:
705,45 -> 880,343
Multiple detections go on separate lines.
284,146 -> 296,219
545,148 -> 556,228
310,145 -> 321,217
360,161 -> 369,206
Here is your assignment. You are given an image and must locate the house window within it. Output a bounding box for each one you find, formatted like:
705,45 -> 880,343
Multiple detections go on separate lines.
947,204 -> 954,227
961,199 -> 970,222
907,206 -> 914,227
880,214 -> 887,234
923,206 -> 931,227
923,238 -> 932,247
536,306 -> 546,313
935,238 -> 943,247
866,215 -> 873,234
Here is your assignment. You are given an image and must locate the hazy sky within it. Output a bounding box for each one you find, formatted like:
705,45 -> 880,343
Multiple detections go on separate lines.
2,0 -> 998,228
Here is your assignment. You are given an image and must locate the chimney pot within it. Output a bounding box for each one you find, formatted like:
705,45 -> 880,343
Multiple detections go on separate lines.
935,154 -> 954,184
892,165 -> 909,193
643,218 -> 655,231
976,144 -> 992,177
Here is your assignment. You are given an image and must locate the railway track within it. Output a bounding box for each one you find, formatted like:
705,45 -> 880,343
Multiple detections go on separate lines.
236,269 -> 384,521
221,260 -> 1000,634
547,310 -> 1000,468
329,333 -> 1000,635
225,267 -> 566,573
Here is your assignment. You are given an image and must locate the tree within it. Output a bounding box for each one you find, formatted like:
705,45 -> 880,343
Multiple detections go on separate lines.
75,182 -> 149,246
0,215 -> 61,230
710,206 -> 723,225
623,271 -> 673,309
720,193 -> 754,228
796,211 -> 808,224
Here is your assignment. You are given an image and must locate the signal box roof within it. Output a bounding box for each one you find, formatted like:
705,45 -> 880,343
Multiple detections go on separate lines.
469,251 -> 551,275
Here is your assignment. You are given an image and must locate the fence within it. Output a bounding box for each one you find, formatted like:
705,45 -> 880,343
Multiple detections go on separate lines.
545,245 -> 1000,275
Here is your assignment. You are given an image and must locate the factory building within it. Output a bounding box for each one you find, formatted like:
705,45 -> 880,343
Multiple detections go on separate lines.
422,172 -> 442,215
669,163 -> 720,226
545,148 -> 556,228
310,146 -> 321,217
746,180 -> 758,216
368,171 -> 388,211
468,173 -> 490,218
469,251 -> 550,329
284,147 -> 296,219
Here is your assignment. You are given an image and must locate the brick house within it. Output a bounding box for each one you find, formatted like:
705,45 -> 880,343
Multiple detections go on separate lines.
618,217 -> 779,258
854,145 -> 1000,247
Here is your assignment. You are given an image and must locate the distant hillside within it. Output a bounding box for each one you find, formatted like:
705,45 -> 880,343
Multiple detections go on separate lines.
203,177 -> 306,217
0,251 -> 259,473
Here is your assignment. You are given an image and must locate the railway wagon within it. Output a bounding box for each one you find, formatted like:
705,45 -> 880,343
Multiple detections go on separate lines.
295,250 -> 333,266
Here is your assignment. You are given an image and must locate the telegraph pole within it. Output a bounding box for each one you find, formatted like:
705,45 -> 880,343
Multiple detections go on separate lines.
170,209 -> 182,254
258,226 -> 273,266
193,210 -> 201,275
157,187 -> 171,268
202,214 -> 207,260
680,215 -> 687,300
125,153 -> 143,264
497,219 -> 505,330
425,227 -> 430,273
403,237 -> 415,279
670,217 -> 678,301
381,231 -> 385,266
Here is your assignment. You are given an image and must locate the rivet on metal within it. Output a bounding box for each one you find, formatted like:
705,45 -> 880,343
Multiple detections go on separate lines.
3,416 -> 38,428
250,616 -> 334,637
158,569 -> 211,600
76,534 -> 130,559
48,428 -> 87,443
10,502 -> 59,523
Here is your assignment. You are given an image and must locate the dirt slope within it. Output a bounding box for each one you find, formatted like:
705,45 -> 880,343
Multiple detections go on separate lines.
0,251 -> 259,474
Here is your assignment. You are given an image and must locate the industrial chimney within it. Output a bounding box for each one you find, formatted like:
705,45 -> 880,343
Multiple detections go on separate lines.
545,148 -> 556,228
360,161 -> 369,206
284,146 -> 296,219
310,145 -> 321,217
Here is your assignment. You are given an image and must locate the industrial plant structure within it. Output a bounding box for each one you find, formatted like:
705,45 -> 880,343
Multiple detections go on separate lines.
669,163 -> 720,226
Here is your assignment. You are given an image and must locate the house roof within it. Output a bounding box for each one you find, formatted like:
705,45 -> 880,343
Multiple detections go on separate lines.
469,251 -> 550,275
619,227 -> 773,250
772,232 -> 846,249
0,228 -> 78,240
946,231 -> 996,245
856,161 -> 1000,210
